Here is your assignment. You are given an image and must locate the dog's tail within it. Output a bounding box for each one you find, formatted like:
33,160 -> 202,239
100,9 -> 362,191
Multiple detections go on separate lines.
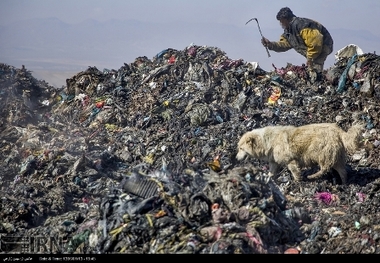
341,124 -> 363,153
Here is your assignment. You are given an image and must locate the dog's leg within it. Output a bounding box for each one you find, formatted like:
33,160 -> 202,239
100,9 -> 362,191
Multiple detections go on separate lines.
268,162 -> 280,178
332,164 -> 347,184
287,161 -> 302,181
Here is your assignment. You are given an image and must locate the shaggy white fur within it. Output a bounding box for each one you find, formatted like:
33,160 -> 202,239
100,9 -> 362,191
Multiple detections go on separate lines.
236,123 -> 362,184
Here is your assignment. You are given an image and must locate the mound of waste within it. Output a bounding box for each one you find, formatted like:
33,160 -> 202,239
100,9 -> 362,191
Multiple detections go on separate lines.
1,44 -> 380,254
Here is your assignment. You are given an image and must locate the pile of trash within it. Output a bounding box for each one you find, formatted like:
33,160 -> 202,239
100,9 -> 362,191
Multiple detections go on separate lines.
1,43 -> 380,254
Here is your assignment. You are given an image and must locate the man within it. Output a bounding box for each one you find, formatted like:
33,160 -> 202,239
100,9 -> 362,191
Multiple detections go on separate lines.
261,7 -> 333,81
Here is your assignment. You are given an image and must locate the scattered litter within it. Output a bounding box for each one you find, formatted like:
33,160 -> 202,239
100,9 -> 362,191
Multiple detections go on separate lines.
1,42 -> 380,254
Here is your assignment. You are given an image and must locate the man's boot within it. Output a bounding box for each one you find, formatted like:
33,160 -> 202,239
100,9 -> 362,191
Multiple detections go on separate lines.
316,72 -> 323,82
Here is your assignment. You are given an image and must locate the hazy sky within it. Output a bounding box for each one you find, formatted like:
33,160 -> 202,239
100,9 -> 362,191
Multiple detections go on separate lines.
1,0 -> 379,84
1,0 -> 379,33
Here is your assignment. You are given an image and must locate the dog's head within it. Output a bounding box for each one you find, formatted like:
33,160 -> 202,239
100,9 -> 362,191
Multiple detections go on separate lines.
236,131 -> 263,161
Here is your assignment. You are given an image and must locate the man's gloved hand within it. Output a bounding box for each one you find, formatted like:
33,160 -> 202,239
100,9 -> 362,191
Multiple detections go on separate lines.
261,37 -> 271,48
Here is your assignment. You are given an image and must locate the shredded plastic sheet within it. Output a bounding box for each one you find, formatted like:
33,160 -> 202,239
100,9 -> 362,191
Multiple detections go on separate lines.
335,44 -> 364,60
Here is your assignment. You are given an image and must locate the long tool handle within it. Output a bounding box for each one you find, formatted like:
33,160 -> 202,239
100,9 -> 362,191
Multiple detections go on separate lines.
265,46 -> 271,58
246,18 -> 272,58
256,19 -> 271,57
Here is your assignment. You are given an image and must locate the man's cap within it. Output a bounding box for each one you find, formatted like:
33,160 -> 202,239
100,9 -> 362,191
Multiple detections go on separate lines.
276,7 -> 296,20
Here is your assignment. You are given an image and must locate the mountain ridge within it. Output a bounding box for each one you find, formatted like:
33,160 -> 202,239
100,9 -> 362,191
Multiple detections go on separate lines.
1,17 -> 378,87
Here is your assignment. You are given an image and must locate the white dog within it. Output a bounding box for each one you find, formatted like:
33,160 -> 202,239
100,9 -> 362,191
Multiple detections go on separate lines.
236,123 -> 362,184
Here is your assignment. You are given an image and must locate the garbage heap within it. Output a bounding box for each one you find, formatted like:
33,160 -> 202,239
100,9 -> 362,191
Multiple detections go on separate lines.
1,44 -> 380,254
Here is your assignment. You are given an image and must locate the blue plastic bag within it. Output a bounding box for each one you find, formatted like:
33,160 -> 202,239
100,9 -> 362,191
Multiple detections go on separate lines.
336,54 -> 358,93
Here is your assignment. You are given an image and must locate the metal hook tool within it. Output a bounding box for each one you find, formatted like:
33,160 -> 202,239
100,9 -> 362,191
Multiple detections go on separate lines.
246,17 -> 271,58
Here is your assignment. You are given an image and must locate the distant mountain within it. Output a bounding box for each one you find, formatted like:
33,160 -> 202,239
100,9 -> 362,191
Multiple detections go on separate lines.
1,17 -> 379,87
0,18 -> 139,68
331,28 -> 379,55
0,17 -> 252,69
